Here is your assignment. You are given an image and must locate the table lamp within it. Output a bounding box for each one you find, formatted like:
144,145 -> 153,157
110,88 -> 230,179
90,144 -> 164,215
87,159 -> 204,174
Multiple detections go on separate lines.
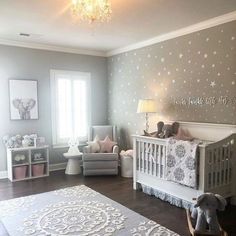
137,99 -> 157,132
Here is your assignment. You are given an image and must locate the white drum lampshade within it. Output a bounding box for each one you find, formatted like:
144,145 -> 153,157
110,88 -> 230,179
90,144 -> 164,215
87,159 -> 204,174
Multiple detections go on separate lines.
137,99 -> 157,132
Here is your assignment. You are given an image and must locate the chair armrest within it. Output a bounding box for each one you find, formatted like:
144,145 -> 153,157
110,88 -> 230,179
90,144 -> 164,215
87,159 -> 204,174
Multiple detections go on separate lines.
83,145 -> 91,153
113,145 -> 119,154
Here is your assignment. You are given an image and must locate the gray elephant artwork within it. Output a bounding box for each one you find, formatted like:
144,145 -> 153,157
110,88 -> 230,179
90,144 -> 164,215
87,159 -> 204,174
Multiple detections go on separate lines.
9,79 -> 38,120
12,98 -> 36,120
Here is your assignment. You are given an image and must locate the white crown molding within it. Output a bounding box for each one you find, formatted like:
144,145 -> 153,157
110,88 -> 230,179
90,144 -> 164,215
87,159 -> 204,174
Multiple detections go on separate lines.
0,11 -> 235,57
106,11 -> 236,57
0,38 -> 106,57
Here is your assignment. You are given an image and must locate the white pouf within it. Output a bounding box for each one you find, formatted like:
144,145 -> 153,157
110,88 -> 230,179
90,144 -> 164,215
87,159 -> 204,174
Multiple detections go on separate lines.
121,155 -> 133,178
63,152 -> 82,175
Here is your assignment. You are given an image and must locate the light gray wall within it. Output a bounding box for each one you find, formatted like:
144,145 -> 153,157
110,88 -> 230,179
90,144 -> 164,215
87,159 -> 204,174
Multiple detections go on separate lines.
0,45 -> 107,171
108,21 -> 236,149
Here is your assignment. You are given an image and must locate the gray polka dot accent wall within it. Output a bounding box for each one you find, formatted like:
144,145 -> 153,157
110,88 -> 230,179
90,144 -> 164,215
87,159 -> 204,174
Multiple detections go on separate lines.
107,21 -> 236,148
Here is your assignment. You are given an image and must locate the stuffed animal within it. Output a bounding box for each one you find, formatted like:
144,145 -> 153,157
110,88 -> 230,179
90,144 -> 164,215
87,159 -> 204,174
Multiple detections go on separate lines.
68,138 -> 81,154
2,134 -> 22,148
22,134 -> 37,147
157,121 -> 179,138
191,193 -> 227,234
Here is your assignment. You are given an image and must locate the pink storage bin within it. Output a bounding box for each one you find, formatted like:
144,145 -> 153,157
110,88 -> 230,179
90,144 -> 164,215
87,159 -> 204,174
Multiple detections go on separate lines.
13,166 -> 27,179
32,164 -> 45,177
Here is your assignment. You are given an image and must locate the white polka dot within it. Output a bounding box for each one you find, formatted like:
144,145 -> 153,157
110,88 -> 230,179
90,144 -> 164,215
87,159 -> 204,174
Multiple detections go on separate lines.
179,54 -> 183,58
231,36 -> 235,41
204,54 -> 208,58
161,57 -> 165,62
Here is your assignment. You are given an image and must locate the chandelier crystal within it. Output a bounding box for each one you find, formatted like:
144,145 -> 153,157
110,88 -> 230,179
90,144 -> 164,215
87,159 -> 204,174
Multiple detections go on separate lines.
71,0 -> 112,23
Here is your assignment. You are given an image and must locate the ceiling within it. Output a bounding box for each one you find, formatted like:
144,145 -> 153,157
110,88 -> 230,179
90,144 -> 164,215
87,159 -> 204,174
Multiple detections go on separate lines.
0,0 -> 236,55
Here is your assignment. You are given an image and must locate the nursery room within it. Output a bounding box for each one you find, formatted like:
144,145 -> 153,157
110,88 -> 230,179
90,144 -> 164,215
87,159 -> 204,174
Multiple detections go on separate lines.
0,0 -> 236,235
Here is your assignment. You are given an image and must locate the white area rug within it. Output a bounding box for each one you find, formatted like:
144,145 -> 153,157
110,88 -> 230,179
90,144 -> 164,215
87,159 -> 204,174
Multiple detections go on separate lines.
0,185 -> 179,236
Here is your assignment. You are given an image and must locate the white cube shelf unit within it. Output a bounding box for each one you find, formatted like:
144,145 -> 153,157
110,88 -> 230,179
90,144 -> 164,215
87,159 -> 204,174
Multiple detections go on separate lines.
7,145 -> 49,182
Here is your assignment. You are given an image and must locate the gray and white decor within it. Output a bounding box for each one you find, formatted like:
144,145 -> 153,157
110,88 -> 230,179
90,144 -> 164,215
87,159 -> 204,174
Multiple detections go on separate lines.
0,185 -> 179,236
9,79 -> 38,120
107,20 -> 236,148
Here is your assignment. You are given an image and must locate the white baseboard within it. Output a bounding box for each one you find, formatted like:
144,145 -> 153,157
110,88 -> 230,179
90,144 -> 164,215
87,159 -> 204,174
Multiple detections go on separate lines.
49,163 -> 67,172
0,171 -> 7,179
0,163 -> 68,179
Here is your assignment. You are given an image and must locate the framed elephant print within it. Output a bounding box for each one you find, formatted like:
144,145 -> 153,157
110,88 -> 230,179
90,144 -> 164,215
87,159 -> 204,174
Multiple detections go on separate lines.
9,79 -> 39,120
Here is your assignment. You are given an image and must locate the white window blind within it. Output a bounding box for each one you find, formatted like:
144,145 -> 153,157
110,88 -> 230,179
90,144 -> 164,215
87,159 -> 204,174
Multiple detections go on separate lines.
51,70 -> 91,145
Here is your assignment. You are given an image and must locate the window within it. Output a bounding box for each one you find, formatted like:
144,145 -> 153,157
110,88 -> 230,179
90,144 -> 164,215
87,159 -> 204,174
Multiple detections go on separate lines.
50,70 -> 91,145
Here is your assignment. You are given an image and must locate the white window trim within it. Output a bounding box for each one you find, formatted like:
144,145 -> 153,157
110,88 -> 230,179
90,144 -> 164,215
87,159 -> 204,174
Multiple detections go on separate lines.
50,69 -> 91,146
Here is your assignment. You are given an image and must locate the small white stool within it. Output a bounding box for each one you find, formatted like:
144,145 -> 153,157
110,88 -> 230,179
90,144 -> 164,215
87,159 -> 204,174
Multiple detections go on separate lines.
63,152 -> 82,175
121,155 -> 133,178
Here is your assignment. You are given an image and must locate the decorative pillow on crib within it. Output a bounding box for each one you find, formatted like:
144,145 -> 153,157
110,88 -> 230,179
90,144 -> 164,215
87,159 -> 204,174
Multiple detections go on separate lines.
99,136 -> 117,153
174,128 -> 194,141
87,135 -> 100,153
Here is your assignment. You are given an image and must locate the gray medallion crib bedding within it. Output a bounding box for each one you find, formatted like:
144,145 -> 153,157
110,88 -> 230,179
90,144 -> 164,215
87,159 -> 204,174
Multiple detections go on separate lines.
132,122 -> 236,208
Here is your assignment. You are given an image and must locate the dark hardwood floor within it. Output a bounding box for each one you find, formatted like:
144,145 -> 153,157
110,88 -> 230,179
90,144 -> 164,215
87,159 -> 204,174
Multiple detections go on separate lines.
0,170 -> 236,236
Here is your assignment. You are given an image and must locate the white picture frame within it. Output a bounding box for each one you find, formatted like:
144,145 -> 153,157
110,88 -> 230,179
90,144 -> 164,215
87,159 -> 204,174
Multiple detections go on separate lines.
9,79 -> 39,120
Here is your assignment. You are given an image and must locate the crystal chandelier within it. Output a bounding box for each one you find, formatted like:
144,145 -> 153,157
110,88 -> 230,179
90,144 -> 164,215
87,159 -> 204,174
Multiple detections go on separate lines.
71,0 -> 112,23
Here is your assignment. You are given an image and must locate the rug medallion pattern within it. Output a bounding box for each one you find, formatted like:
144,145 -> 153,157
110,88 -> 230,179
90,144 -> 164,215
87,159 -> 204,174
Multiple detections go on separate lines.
0,185 -> 179,236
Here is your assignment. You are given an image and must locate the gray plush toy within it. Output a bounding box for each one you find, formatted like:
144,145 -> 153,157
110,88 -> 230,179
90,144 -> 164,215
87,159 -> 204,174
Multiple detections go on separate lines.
191,193 -> 227,234
157,121 -> 179,138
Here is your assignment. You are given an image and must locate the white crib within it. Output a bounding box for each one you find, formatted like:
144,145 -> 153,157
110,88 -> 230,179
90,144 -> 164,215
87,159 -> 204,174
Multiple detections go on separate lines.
133,122 -> 236,208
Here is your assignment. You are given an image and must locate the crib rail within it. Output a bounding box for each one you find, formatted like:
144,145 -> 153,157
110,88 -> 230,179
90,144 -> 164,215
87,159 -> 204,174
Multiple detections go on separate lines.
133,136 -> 167,179
204,134 -> 236,192
133,134 -> 236,198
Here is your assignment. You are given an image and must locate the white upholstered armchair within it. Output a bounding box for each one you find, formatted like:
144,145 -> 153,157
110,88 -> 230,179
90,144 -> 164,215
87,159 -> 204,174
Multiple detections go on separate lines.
82,125 -> 119,176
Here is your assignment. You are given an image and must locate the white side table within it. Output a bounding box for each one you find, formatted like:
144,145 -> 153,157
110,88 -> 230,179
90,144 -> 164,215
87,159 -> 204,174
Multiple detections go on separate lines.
63,152 -> 82,175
